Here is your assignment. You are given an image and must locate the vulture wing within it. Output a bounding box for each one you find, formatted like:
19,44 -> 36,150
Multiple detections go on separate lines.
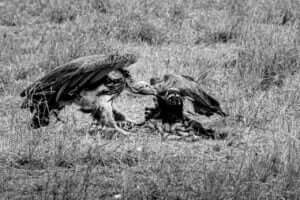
151,73 -> 227,117
20,54 -> 137,104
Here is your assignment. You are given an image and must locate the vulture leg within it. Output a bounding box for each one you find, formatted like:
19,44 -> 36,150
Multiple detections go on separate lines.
30,102 -> 50,129
74,93 -> 130,137
94,96 -> 131,137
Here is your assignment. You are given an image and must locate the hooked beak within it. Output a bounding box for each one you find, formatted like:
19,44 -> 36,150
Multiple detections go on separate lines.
127,81 -> 157,95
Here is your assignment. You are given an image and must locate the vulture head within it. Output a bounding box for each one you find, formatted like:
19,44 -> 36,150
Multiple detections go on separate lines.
164,88 -> 183,106
129,81 -> 158,95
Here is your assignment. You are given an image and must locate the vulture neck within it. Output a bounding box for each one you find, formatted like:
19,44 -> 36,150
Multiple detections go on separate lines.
125,78 -> 136,93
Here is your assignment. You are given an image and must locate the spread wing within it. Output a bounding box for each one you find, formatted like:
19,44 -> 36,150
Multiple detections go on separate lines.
151,73 -> 227,117
20,54 -> 137,103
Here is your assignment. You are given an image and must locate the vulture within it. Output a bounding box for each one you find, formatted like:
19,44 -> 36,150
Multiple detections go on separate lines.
131,73 -> 228,134
20,53 -> 138,135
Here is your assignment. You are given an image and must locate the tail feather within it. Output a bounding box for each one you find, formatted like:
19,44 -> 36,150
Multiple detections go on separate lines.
31,112 -> 50,129
193,104 -> 228,118
20,89 -> 27,97
216,108 -> 228,117
21,99 -> 29,109
28,102 -> 51,129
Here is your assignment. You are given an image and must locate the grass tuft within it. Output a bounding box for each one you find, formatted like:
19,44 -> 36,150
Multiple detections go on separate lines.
235,24 -> 299,90
111,13 -> 166,45
46,5 -> 77,24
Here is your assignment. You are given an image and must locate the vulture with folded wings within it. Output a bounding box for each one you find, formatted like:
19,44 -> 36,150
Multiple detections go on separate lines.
20,53 -> 138,135
132,73 -> 228,126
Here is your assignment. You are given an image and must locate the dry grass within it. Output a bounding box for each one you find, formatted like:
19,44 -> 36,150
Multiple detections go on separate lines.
0,0 -> 300,199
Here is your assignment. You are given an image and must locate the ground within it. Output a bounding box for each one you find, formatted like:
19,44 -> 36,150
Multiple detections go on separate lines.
0,0 -> 300,199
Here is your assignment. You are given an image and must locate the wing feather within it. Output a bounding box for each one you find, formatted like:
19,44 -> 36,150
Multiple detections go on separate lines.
21,53 -> 137,102
55,81 -> 70,102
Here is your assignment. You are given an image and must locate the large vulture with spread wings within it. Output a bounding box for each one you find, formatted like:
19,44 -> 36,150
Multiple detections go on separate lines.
132,73 -> 227,125
20,53 -> 138,135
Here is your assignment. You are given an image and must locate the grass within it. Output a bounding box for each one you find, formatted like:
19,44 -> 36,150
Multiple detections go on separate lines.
0,0 -> 299,199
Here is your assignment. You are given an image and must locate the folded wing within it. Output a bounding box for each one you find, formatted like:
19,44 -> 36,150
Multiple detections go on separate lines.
21,54 -> 136,106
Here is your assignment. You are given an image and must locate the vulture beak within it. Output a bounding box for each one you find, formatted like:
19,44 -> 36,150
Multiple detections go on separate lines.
128,81 -> 157,95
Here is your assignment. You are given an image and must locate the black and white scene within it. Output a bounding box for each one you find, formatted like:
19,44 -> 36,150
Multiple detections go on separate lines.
0,0 -> 299,199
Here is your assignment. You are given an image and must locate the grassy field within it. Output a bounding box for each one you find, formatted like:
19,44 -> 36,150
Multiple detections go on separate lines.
0,0 -> 299,199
